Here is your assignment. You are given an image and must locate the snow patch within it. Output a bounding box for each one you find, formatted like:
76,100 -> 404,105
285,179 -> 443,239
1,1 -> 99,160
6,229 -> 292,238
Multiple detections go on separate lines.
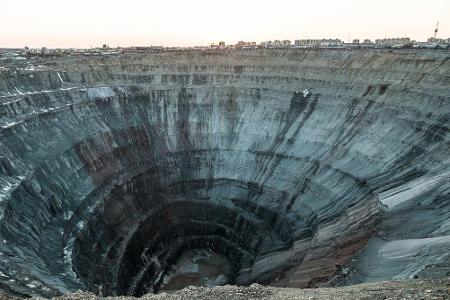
57,72 -> 64,83
1,120 -> 24,129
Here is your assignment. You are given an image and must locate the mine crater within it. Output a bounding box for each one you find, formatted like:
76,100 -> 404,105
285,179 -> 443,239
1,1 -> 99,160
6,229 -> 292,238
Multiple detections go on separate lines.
0,49 -> 448,298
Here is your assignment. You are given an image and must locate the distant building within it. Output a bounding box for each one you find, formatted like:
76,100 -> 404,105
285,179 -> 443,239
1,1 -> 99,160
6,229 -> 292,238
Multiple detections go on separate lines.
260,41 -> 272,48
353,39 -> 360,44
41,47 -> 49,55
210,41 -> 226,49
295,39 -> 321,47
427,37 -> 450,44
23,46 -> 30,55
294,39 -> 342,48
375,38 -> 410,45
321,39 -> 342,47
363,39 -> 373,44
282,40 -> 291,47
272,40 -> 282,47
236,41 -> 257,48
259,40 -> 293,48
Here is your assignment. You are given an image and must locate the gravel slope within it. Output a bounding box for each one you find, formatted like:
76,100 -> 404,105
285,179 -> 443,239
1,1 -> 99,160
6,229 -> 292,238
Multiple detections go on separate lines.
38,279 -> 450,300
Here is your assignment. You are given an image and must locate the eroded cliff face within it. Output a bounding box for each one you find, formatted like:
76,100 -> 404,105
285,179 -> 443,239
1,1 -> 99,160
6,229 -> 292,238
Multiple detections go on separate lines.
0,49 -> 448,297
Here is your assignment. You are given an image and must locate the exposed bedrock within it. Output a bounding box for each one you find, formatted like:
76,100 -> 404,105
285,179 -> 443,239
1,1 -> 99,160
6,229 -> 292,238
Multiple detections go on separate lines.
0,49 -> 448,297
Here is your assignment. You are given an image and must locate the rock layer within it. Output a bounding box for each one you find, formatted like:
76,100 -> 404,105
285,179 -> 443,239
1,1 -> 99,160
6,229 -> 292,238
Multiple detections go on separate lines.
0,49 -> 449,297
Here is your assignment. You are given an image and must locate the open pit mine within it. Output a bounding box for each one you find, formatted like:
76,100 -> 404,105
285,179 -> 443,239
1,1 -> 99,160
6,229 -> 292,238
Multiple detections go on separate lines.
0,49 -> 449,298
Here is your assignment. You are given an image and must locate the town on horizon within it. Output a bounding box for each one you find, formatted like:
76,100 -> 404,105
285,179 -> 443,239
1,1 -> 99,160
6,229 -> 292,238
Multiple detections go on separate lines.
1,35 -> 450,58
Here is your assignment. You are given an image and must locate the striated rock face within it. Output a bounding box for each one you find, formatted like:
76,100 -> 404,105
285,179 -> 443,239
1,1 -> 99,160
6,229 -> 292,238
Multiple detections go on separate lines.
0,49 -> 449,298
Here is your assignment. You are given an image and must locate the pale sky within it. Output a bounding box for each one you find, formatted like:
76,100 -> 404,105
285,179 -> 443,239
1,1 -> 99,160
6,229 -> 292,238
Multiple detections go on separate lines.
1,0 -> 449,48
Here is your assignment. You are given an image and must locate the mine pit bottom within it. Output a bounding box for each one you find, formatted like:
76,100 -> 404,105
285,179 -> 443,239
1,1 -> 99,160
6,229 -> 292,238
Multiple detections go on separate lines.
159,249 -> 232,291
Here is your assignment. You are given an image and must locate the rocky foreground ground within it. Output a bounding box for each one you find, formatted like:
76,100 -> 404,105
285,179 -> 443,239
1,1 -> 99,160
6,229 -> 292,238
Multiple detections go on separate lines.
0,279 -> 438,300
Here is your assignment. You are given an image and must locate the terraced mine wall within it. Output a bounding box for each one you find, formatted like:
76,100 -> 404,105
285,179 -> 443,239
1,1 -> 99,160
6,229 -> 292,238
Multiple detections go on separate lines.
0,49 -> 449,297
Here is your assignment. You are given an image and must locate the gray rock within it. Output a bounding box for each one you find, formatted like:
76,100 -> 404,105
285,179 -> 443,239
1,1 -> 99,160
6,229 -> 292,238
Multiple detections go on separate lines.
0,48 -> 448,297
